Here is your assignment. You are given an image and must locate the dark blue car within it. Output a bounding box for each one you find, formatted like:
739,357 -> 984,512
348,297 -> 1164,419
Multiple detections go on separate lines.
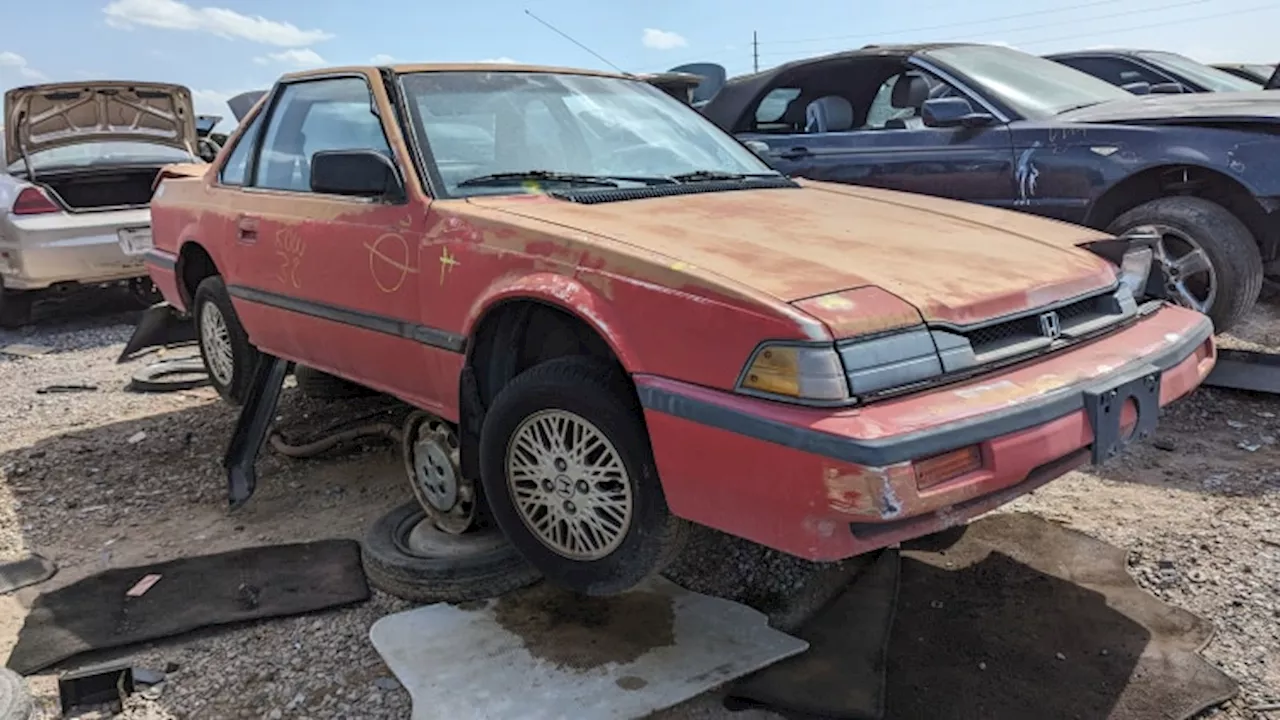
693,43 -> 1280,332
1046,49 -> 1266,94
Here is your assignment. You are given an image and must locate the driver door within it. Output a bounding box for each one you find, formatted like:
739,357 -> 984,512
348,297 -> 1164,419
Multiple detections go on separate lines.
739,70 -> 1017,206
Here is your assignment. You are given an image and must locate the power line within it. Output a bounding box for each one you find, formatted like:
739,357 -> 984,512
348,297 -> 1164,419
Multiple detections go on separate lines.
522,9 -> 628,74
1018,2 -> 1280,47
756,0 -> 1137,46
755,0 -> 1247,58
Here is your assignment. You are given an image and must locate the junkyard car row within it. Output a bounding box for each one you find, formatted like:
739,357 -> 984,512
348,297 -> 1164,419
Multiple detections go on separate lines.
2,40 -> 1270,596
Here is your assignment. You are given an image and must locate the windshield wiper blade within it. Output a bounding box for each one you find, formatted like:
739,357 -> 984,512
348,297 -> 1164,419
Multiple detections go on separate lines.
669,170 -> 781,183
1057,101 -> 1104,114
457,171 -> 621,188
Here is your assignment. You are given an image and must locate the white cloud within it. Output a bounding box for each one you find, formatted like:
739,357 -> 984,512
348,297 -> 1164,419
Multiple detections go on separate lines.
477,57 -> 518,64
370,53 -> 397,64
0,51 -> 47,81
103,0 -> 332,48
254,48 -> 326,68
642,28 -> 687,50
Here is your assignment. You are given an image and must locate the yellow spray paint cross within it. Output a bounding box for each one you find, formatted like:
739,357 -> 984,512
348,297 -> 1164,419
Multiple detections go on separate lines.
439,247 -> 460,285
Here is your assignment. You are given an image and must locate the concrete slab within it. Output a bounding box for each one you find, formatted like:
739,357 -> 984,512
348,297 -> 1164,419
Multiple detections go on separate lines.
369,576 -> 808,720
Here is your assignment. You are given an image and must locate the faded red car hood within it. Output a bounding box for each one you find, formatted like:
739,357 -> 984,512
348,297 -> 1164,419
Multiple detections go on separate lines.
468,180 -> 1117,325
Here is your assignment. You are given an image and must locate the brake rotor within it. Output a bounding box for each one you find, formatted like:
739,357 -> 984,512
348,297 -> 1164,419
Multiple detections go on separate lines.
402,411 -> 478,535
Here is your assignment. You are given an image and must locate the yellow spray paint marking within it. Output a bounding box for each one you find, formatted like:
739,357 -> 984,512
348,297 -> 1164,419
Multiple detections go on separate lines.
274,228 -> 305,289
439,247 -> 461,285
365,233 -> 419,293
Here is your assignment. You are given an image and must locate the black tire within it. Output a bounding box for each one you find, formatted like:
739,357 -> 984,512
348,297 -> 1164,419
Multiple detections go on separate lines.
128,356 -> 210,393
1107,196 -> 1262,333
0,285 -> 33,330
478,356 -> 688,596
361,501 -> 541,603
193,275 -> 261,405
294,364 -> 375,400
0,668 -> 34,720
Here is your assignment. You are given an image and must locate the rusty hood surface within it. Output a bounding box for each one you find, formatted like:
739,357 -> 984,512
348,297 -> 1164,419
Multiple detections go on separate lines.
4,81 -> 197,167
468,180 -> 1118,326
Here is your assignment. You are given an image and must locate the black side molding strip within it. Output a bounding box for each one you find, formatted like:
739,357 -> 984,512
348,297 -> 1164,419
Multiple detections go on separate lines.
637,315 -> 1213,467
227,284 -> 466,353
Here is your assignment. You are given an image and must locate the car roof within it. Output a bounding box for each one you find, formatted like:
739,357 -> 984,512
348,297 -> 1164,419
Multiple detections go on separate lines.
279,63 -> 629,83
700,42 -> 971,129
1045,49 -> 1155,59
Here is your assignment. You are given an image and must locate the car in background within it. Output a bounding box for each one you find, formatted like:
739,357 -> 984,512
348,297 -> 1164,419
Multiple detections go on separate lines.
1046,49 -> 1264,93
0,81 -> 201,327
690,42 -> 1280,333
142,61 -> 1216,596
1212,63 -> 1279,87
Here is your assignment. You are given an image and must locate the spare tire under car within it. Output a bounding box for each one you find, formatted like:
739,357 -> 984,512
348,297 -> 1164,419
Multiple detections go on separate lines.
361,501 -> 541,604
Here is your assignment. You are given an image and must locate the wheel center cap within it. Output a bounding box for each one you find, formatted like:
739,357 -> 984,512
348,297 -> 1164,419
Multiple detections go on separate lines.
553,475 -> 574,498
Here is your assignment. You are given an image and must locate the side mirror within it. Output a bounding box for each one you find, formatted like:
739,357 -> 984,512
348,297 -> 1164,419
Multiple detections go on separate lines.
197,139 -> 220,163
921,97 -> 995,128
1121,81 -> 1152,95
1149,82 -> 1186,94
310,149 -> 404,201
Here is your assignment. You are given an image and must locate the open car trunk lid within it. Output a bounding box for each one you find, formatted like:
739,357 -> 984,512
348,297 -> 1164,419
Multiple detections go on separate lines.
4,81 -> 198,168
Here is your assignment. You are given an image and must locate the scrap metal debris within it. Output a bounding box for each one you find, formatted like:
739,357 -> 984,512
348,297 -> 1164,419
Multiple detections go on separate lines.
36,383 -> 97,394
1,343 -> 51,358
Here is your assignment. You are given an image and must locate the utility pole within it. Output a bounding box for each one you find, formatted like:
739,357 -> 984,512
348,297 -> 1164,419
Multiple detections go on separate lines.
752,31 -> 759,73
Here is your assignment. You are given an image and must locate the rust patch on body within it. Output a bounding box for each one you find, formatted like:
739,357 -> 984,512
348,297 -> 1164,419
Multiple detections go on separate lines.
824,463 -> 913,518
494,583 -> 675,670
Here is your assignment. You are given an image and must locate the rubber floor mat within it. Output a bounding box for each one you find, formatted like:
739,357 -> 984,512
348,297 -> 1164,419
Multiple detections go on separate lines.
0,554 -> 57,594
5,540 -> 368,674
887,513 -> 1238,720
727,547 -> 900,719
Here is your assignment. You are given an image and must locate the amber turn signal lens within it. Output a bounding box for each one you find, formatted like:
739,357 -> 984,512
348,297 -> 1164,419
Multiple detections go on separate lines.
914,445 -> 982,491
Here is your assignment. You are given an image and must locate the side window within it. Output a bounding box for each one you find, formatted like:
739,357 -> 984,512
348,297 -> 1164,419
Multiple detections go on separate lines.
253,77 -> 393,193
754,88 -> 800,130
1057,57 -> 1168,87
217,112 -> 263,186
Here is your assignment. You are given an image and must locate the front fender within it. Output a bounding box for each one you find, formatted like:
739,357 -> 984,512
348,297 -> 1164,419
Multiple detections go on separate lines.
463,271 -> 643,371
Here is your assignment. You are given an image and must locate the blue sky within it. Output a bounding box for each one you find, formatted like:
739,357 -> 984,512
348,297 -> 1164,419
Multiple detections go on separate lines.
1,0 -> 1277,130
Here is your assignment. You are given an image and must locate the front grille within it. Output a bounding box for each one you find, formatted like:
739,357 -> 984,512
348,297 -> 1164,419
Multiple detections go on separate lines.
956,289 -> 1131,364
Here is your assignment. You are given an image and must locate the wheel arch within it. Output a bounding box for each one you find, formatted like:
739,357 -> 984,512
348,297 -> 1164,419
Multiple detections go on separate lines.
175,240 -> 221,309
456,273 -> 642,480
1084,163 -> 1276,260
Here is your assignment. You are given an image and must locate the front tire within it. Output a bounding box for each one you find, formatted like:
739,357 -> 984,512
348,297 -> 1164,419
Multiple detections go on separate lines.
478,356 -> 687,596
193,276 -> 261,405
1107,196 -> 1262,333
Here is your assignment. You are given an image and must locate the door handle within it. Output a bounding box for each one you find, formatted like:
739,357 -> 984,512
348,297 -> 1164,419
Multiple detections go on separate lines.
778,146 -> 812,160
236,215 -> 259,244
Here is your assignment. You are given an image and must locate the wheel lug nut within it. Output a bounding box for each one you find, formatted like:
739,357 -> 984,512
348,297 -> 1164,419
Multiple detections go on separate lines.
576,480 -> 589,494
542,479 -> 554,492
554,458 -> 568,471
564,501 -> 576,513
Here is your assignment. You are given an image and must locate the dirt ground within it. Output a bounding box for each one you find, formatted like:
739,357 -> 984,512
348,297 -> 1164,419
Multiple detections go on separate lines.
0,289 -> 1277,719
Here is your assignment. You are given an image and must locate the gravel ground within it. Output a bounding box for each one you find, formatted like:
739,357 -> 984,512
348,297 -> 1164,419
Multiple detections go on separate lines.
0,290 -> 1276,719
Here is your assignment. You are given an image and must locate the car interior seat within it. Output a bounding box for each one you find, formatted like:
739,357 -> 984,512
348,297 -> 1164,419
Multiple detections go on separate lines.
805,96 -> 855,133
883,74 -> 931,130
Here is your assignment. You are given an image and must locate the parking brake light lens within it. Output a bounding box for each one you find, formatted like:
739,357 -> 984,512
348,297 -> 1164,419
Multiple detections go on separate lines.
740,344 -> 849,402
11,187 -> 60,215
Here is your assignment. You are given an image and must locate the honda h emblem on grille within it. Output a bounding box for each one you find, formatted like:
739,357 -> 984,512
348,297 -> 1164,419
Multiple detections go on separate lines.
1038,311 -> 1061,339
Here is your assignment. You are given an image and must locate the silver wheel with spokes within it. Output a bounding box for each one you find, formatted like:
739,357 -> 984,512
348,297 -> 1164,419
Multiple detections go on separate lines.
505,409 -> 634,561
1148,224 -> 1217,314
199,301 -> 234,386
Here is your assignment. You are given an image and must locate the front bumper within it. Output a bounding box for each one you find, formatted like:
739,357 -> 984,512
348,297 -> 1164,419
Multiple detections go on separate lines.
0,208 -> 151,290
637,304 -> 1215,561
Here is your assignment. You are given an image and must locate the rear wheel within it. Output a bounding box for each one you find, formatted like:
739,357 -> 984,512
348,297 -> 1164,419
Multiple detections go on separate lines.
193,276 -> 261,405
478,356 -> 687,596
1107,196 -> 1262,332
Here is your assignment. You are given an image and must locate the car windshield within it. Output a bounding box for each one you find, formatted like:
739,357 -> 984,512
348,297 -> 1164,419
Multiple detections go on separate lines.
1247,63 -> 1277,81
922,45 -> 1134,119
4,141 -> 193,174
399,71 -> 778,197
1138,51 -> 1263,92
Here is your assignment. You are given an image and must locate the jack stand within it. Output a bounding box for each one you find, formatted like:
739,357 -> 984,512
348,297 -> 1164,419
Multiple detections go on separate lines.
223,354 -> 289,510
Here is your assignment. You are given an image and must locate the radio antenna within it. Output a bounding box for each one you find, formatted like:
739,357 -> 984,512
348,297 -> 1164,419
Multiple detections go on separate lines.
524,9 -> 630,75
